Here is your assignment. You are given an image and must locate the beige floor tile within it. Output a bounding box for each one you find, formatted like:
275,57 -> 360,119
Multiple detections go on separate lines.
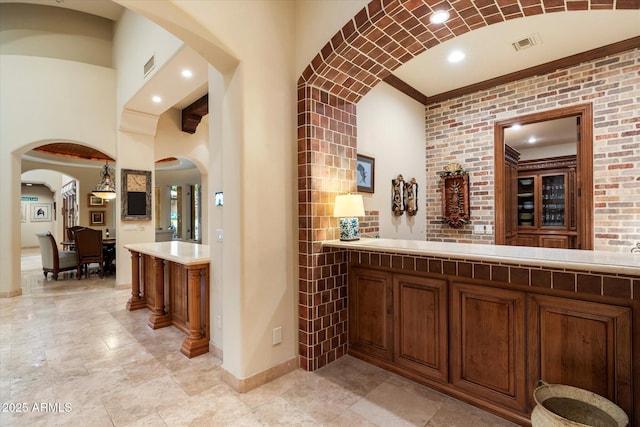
232,396 -> 320,426
349,374 -> 454,426
0,252 -> 519,426
426,396 -> 518,426
280,374 -> 362,424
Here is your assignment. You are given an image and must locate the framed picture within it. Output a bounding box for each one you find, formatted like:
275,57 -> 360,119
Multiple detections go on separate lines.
121,169 -> 152,221
31,203 -> 52,222
20,202 -> 27,223
89,210 -> 105,226
356,154 -> 375,193
88,194 -> 105,206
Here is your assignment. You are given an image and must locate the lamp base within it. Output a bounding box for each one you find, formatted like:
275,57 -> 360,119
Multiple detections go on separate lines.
339,217 -> 361,241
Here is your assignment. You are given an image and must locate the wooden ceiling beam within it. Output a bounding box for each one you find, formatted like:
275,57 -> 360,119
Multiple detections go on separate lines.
181,94 -> 208,134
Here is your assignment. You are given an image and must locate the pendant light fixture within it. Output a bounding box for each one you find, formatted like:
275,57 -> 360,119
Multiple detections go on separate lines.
92,161 -> 116,200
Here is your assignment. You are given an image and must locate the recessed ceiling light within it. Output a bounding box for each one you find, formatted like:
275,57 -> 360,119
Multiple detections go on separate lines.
447,50 -> 465,63
528,136 -> 537,144
181,69 -> 193,78
152,96 -> 162,104
430,10 -> 450,24
511,124 -> 521,130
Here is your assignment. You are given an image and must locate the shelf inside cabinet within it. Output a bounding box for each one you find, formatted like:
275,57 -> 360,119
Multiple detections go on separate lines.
541,175 -> 566,227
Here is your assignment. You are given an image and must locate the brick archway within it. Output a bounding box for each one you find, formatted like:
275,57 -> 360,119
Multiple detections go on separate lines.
296,0 -> 638,370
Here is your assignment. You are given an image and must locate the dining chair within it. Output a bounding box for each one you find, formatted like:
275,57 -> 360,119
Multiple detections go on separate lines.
35,231 -> 77,280
74,228 -> 104,279
66,225 -> 85,242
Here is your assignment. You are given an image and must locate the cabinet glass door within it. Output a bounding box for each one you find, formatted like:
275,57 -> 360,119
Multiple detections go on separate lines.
541,174 -> 565,227
517,177 -> 535,227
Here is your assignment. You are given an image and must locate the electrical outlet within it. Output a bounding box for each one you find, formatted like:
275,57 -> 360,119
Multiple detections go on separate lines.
272,326 -> 282,345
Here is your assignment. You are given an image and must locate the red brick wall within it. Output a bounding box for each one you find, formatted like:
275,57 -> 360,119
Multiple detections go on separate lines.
425,48 -> 640,251
297,84 -> 356,370
360,210 -> 380,237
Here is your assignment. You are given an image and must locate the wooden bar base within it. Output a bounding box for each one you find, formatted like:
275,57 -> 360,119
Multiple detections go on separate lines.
126,297 -> 147,311
125,242 -> 210,359
148,314 -> 172,330
181,337 -> 209,358
126,250 -> 147,311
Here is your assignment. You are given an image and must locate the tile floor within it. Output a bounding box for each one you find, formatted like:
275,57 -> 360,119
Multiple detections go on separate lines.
0,249 -> 518,426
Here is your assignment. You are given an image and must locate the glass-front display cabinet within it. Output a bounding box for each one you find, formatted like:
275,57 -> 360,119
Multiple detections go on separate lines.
518,174 -> 568,228
541,174 -> 566,227
516,156 -> 576,249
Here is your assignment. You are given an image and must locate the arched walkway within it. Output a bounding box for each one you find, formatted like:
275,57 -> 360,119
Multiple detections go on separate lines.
295,0 -> 639,370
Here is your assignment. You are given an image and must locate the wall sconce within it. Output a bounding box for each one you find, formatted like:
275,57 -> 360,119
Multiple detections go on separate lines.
333,193 -> 365,241
92,161 -> 116,200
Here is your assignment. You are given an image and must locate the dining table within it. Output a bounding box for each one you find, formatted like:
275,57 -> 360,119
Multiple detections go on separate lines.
60,238 -> 116,273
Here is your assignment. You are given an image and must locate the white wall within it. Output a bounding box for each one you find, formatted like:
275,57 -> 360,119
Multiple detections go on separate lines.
154,107 -> 209,241
0,56 -> 116,296
20,184 -> 56,248
294,0 -> 368,77
116,0 -> 298,381
0,3 -> 113,67
357,82 -> 427,240
112,9 -> 183,115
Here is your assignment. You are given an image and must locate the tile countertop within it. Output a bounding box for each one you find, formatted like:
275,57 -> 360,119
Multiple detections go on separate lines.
322,238 -> 640,276
124,241 -> 210,266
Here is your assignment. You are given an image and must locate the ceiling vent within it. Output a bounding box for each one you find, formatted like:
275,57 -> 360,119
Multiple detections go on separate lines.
512,33 -> 542,51
143,55 -> 155,77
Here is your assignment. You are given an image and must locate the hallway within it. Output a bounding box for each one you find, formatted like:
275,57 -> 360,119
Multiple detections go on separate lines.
0,251 -> 516,426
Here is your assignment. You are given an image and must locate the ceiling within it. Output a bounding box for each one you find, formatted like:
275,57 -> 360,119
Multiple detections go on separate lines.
393,11 -> 640,98
504,117 -> 578,151
12,1 -> 639,166
0,0 -> 124,20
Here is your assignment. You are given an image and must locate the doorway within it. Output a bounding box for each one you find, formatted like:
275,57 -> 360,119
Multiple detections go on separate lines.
494,104 -> 593,250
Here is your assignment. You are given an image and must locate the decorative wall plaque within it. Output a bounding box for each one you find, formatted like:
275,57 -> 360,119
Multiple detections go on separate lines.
121,169 -> 152,221
405,177 -> 418,216
392,174 -> 405,216
438,163 -> 470,228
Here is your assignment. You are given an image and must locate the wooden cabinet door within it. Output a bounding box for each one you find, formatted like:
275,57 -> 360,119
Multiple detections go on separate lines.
539,234 -> 569,248
450,282 -> 527,412
528,294 -> 633,417
517,234 -> 538,247
348,267 -> 393,361
394,274 -> 448,382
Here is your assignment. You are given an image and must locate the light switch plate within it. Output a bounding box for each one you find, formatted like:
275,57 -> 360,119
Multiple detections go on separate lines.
216,228 -> 223,241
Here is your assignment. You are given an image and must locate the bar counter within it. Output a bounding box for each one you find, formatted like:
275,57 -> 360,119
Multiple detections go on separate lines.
125,241 -> 210,358
124,241 -> 210,266
322,237 -> 638,425
323,238 -> 639,276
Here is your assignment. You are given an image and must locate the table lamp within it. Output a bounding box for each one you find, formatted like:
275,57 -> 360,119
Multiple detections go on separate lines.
333,193 -> 365,241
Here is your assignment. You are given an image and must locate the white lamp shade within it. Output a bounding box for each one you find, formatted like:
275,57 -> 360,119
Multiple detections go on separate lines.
333,194 -> 365,217
92,190 -> 117,200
